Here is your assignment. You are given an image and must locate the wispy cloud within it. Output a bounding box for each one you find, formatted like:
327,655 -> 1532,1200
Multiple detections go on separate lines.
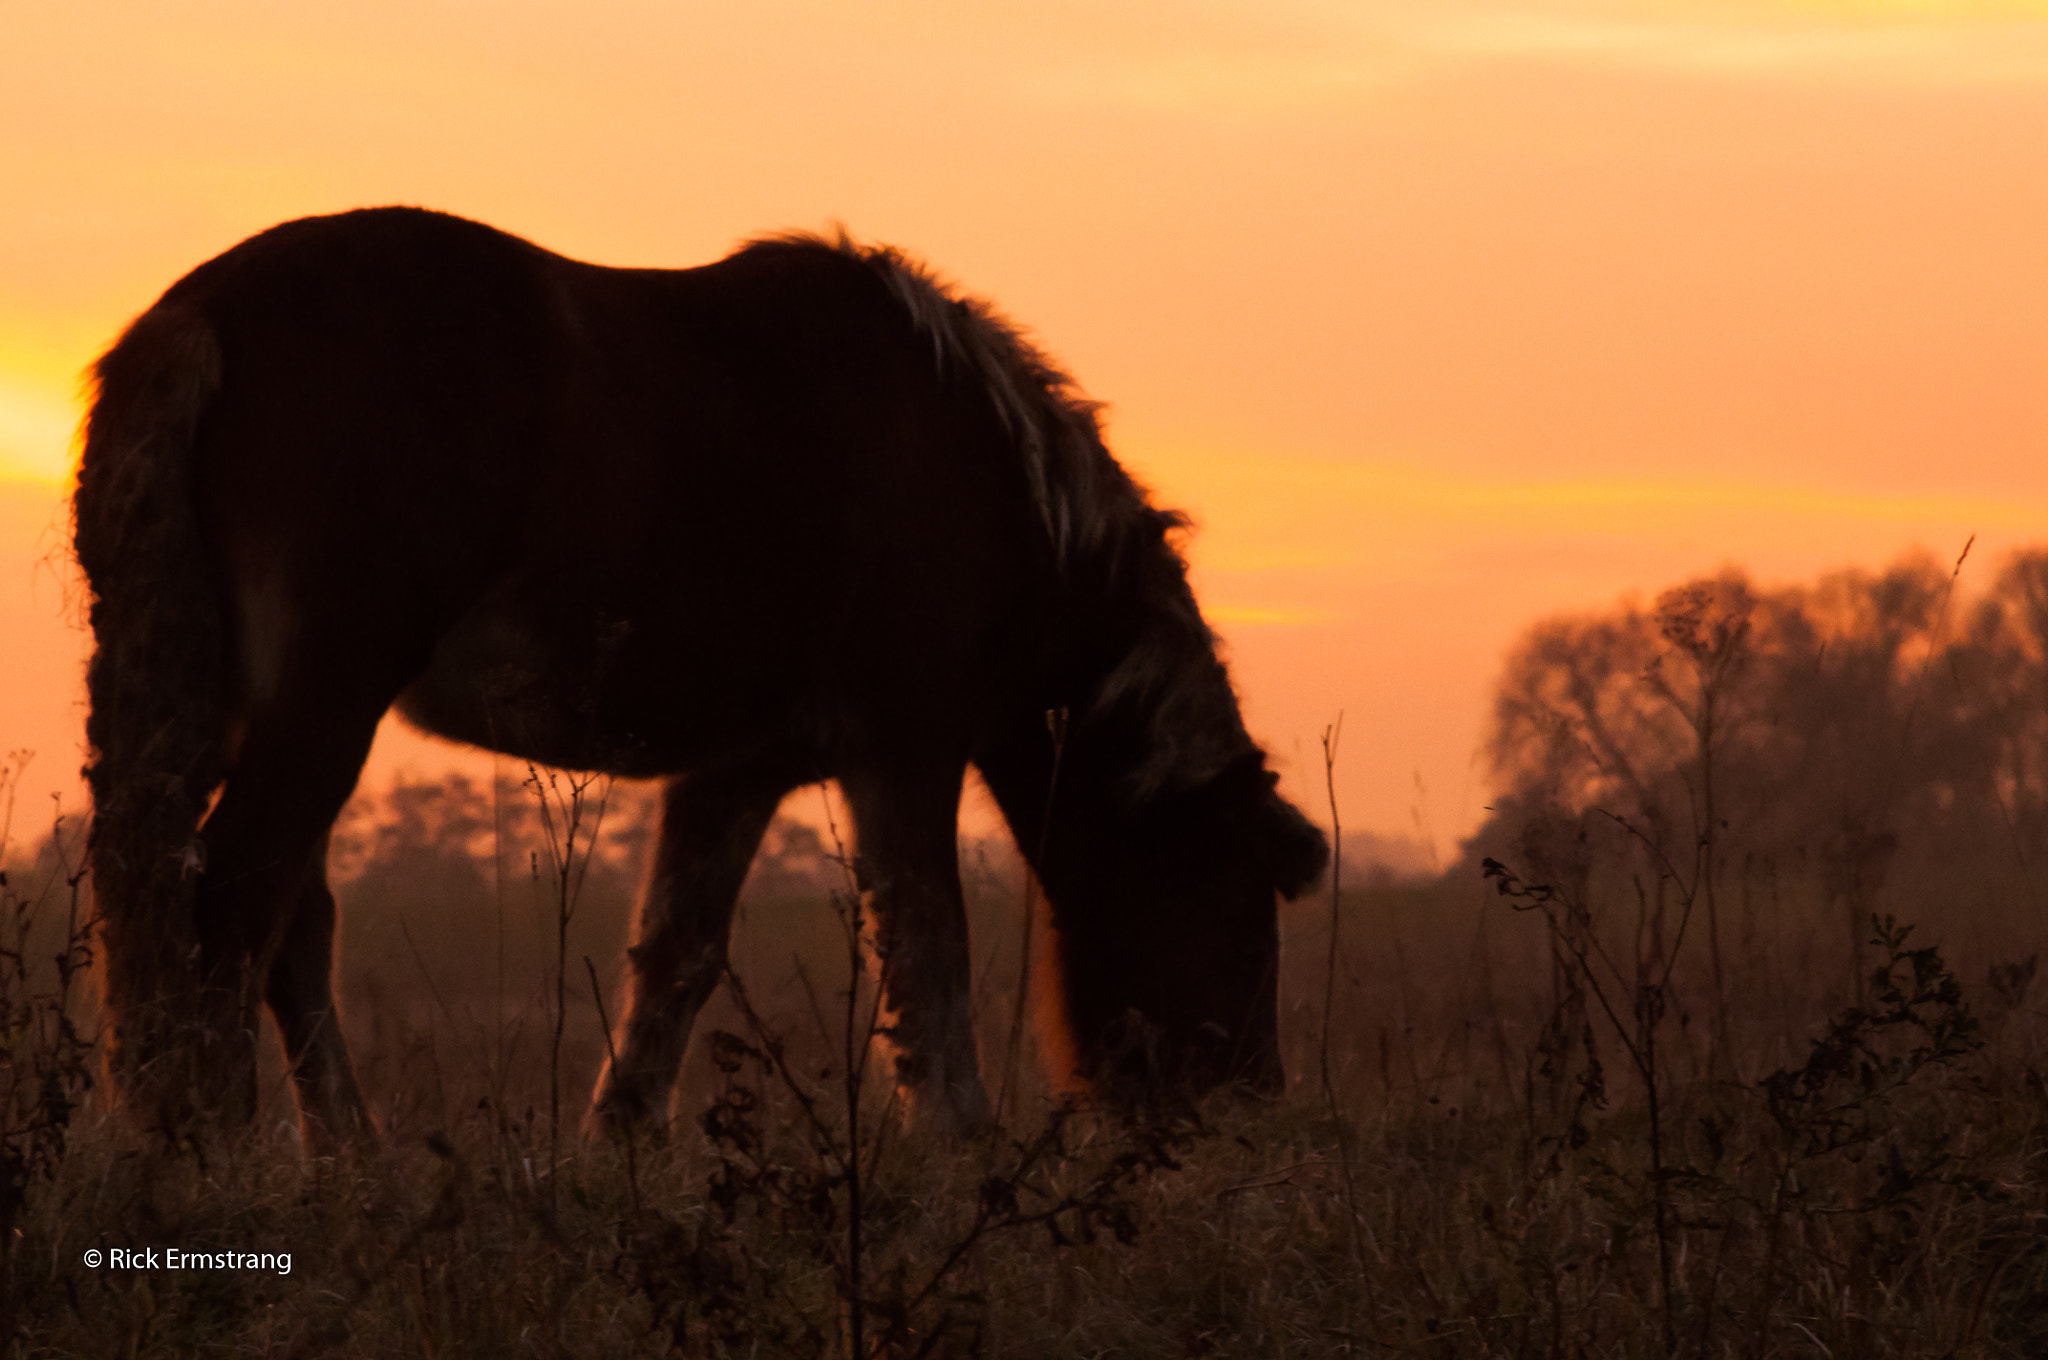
1026,45 -> 1413,116
1021,0 -> 2048,118
1137,443 -> 2035,583
1374,468 -> 2048,528
1203,603 -> 1329,626
1424,1 -> 2048,84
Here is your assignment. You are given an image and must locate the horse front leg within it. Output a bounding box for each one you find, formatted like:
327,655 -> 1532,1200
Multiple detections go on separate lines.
843,759 -> 991,1137
590,770 -> 786,1139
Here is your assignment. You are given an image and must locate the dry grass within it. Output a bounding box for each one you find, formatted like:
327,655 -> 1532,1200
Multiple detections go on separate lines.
4,795 -> 2047,1358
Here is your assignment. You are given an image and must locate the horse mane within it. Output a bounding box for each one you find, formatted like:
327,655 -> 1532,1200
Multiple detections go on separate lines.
744,229 -> 1144,571
744,229 -> 1262,802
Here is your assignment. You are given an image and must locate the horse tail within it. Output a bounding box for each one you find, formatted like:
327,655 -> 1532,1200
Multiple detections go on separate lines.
72,301 -> 230,1107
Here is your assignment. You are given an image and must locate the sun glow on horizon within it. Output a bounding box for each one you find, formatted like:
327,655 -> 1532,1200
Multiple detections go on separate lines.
0,378 -> 79,487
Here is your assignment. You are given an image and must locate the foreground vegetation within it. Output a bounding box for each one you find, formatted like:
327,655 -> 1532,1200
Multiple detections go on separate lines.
5,831 -> 2045,1356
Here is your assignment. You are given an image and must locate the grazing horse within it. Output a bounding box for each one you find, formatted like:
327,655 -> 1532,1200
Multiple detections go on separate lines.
73,207 -> 1329,1144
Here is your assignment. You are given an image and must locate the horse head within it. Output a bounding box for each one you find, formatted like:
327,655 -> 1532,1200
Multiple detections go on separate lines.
1030,747 -> 1328,1103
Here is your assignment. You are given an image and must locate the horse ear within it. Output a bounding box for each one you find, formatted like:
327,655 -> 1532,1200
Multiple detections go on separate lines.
1256,783 -> 1330,901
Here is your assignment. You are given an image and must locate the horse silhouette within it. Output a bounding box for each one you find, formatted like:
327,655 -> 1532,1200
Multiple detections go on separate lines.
73,207 -> 1328,1144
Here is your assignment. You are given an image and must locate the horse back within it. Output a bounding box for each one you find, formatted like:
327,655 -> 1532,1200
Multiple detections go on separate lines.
161,208 -> 1050,774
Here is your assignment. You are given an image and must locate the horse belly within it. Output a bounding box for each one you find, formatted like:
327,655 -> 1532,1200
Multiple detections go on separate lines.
392,582 -> 807,778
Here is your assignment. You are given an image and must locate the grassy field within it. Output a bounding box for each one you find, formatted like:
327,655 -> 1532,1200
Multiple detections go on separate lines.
4,775 -> 2046,1358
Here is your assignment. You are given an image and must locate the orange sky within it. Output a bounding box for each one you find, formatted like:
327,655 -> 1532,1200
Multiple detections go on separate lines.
5,1 -> 2047,855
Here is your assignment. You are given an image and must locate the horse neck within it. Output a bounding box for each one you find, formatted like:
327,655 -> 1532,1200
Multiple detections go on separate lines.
978,496 -> 1259,876
1069,545 -> 1260,800
978,622 -> 1257,893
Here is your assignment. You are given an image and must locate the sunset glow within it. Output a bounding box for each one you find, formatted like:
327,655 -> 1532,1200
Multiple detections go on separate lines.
6,1 -> 2046,851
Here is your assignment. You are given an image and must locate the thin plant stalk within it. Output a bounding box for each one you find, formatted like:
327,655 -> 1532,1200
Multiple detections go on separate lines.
814,784 -> 876,1359
1317,714 -> 1342,1099
583,956 -> 639,1217
1317,718 -> 1369,1311
526,763 -> 612,1212
840,874 -> 866,1360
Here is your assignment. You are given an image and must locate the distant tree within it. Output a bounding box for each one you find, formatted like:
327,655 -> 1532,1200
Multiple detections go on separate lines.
1477,548 -> 2047,998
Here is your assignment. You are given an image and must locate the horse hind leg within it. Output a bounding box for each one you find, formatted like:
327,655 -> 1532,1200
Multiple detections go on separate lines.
189,659 -> 397,1139
263,836 -> 372,1149
590,770 -> 787,1139
842,758 -> 992,1137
